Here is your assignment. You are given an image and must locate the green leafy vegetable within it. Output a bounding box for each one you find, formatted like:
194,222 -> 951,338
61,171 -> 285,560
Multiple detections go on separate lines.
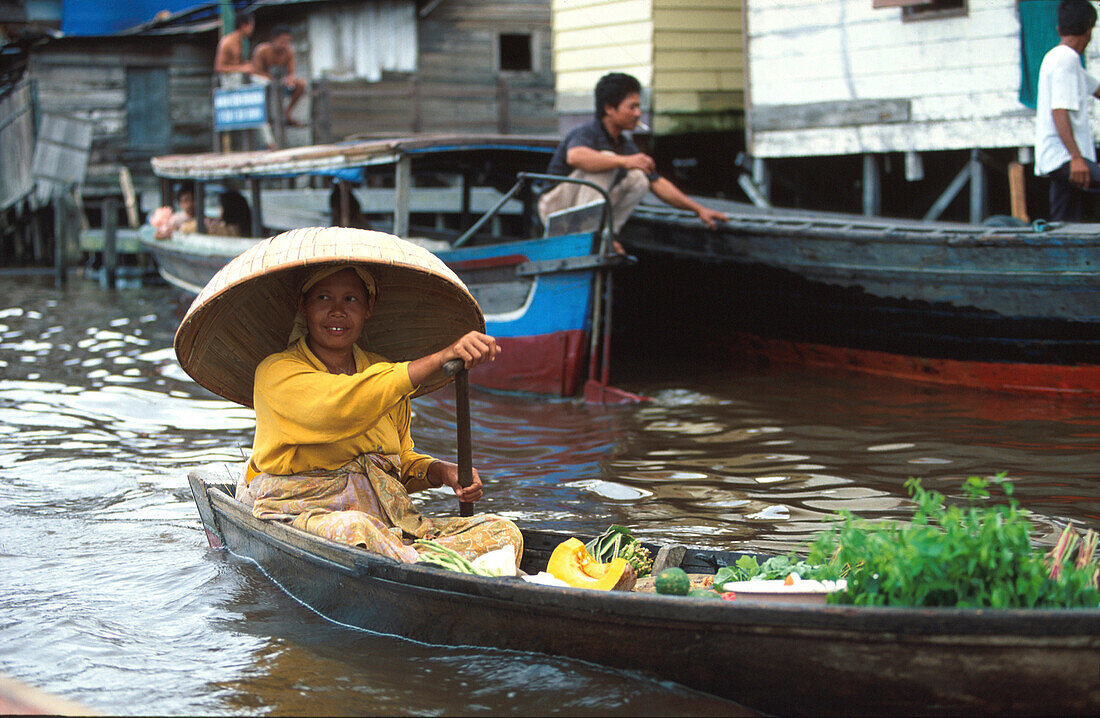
585,525 -> 654,577
807,475 -> 1100,608
713,553 -> 833,587
415,540 -> 511,577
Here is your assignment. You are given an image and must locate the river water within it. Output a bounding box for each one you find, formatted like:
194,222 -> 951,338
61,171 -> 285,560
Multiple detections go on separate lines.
1,274 -> 1098,715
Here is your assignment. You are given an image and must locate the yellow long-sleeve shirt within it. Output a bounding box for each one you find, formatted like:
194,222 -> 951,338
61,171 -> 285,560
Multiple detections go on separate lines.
250,339 -> 438,491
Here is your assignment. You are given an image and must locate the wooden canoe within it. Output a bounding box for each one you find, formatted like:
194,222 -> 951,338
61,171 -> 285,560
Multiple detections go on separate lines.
619,200 -> 1100,397
188,470 -> 1100,716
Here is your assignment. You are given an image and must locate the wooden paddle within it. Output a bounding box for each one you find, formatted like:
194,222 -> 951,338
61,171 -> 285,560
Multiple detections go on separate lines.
443,359 -> 475,516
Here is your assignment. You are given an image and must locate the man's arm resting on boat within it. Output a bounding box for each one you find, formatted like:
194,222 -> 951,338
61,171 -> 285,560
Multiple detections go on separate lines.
649,176 -> 728,230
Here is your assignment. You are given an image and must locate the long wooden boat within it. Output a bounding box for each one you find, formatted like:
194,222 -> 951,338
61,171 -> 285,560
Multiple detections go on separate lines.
189,469 -> 1100,716
144,136 -> 627,398
619,200 -> 1100,396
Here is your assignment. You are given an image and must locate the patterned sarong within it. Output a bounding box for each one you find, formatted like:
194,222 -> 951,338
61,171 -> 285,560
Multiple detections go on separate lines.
237,454 -> 522,563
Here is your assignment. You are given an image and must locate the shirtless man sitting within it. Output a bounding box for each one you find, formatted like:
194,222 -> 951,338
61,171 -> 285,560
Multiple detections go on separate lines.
214,13 -> 254,85
252,25 -> 307,126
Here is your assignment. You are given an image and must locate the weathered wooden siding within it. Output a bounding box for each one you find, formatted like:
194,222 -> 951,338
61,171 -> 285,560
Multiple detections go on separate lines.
0,81 -> 35,212
318,0 -> 556,138
27,37 -> 213,186
651,0 -> 743,133
747,0 -> 1075,158
551,0 -> 744,134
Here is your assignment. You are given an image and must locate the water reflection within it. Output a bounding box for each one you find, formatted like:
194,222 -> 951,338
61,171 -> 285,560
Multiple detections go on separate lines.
1,275 -> 1098,714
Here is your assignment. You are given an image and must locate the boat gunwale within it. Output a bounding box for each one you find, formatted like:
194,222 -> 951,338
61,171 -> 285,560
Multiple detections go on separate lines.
192,471 -> 1100,640
629,208 -> 1100,248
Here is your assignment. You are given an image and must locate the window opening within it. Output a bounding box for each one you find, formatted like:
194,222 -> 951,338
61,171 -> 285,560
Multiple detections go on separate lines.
499,33 -> 532,72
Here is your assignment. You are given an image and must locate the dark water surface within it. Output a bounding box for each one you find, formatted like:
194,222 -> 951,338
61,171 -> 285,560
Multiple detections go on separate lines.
1,275 -> 1097,715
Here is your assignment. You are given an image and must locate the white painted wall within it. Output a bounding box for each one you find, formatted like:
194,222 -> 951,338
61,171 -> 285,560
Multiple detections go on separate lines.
747,0 -> 1100,158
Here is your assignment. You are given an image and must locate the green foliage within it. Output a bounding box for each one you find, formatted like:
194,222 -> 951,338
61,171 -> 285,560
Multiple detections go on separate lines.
713,553 -> 838,587
806,475 -> 1100,608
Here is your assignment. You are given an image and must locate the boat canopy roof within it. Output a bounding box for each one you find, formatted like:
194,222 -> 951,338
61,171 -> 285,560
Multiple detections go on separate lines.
152,134 -> 558,181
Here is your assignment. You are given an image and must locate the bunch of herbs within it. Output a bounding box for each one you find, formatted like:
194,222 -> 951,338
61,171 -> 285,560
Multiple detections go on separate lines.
806,475 -> 1099,608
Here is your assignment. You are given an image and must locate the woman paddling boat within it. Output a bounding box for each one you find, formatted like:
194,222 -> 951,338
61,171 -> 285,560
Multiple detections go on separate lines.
175,226 -> 522,563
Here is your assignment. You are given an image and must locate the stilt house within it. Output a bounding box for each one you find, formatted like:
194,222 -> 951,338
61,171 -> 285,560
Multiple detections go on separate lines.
744,0 -> 1081,221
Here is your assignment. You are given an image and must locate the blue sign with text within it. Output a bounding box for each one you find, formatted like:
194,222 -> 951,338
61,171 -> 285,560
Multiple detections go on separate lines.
214,86 -> 267,131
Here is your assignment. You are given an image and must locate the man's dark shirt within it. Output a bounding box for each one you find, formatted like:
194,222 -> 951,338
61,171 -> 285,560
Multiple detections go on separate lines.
545,118 -> 659,182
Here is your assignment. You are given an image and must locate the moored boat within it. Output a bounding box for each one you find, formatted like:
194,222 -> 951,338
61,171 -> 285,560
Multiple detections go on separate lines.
145,135 -> 630,398
619,200 -> 1100,396
188,469 -> 1100,717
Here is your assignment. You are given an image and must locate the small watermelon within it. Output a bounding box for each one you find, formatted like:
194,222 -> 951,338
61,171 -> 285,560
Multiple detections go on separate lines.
654,567 -> 691,595
688,587 -> 723,600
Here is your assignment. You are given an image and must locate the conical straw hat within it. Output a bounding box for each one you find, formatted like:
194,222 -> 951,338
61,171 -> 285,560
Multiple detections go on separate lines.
174,226 -> 484,407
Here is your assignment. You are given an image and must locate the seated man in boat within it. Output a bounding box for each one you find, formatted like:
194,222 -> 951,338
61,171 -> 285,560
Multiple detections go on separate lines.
1035,0 -> 1100,221
251,24 -> 308,127
237,265 -> 523,563
538,72 -> 728,236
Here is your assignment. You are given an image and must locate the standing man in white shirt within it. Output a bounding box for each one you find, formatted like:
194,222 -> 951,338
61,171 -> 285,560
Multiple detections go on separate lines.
1036,0 -> 1100,220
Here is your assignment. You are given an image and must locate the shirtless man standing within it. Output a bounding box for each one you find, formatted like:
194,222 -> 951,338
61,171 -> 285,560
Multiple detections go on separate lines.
252,25 -> 307,126
214,13 -> 254,82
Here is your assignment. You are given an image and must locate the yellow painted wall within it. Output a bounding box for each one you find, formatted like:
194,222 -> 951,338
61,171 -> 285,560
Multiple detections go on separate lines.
552,0 -> 744,134
552,0 -> 654,99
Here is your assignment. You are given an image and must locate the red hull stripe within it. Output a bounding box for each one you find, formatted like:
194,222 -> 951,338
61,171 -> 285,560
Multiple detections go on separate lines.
470,330 -> 587,396
731,333 -> 1100,397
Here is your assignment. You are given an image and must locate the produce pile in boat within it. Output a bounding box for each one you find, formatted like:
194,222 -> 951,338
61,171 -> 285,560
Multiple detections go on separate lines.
414,476 -> 1098,608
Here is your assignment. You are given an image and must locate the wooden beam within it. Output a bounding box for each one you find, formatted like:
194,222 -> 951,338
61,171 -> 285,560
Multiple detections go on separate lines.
394,153 -> 411,238
752,98 -> 911,132
250,176 -> 264,237
103,197 -> 117,289
194,182 -> 206,233
863,154 -> 881,217
969,149 -> 986,225
1009,161 -> 1028,223
923,160 -> 971,222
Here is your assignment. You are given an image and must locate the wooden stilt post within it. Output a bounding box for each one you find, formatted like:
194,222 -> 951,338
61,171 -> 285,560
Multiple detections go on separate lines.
1009,161 -> 1029,223
394,153 -> 411,238
969,148 -> 986,224
863,153 -> 881,217
250,176 -> 264,237
338,181 -> 351,226
752,157 -> 770,203
195,182 -> 207,233
53,192 -> 68,287
103,197 -> 118,289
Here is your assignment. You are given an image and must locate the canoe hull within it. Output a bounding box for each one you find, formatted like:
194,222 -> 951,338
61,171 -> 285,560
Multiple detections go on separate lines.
620,207 -> 1100,395
190,472 -> 1100,716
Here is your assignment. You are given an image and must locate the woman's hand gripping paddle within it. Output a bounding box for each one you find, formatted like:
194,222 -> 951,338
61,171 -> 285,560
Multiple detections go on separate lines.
442,359 -> 475,517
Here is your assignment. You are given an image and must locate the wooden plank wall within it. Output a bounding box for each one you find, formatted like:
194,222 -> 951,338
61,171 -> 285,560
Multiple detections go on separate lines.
317,0 -> 556,139
651,0 -> 743,134
747,0 -> 1062,158
551,0 -> 654,121
27,37 -> 214,188
0,81 -> 35,212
